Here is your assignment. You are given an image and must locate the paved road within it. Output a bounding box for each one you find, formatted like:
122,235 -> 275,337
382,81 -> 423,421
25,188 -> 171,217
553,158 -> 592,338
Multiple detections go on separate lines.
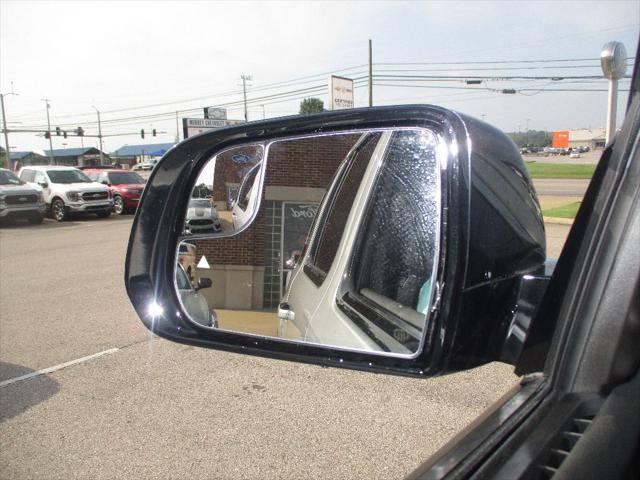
0,216 -> 520,480
533,178 -> 589,196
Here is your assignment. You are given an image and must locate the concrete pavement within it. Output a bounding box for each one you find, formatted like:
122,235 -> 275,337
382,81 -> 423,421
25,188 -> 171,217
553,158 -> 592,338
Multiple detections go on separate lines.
1,215 -> 520,480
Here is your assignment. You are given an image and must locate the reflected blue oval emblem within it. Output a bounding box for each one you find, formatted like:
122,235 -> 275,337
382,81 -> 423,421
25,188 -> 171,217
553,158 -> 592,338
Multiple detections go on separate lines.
232,154 -> 251,164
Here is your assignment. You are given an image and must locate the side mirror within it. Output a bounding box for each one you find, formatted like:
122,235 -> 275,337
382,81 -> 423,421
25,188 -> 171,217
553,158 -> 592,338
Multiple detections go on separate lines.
38,181 -> 48,188
126,106 -> 546,377
196,277 -> 212,290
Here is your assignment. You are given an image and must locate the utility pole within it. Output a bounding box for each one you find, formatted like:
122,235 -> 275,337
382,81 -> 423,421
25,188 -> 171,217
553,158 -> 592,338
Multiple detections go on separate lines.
92,106 -> 104,164
42,99 -> 54,165
0,92 -> 16,168
368,39 -> 373,107
175,111 -> 180,143
240,74 -> 252,122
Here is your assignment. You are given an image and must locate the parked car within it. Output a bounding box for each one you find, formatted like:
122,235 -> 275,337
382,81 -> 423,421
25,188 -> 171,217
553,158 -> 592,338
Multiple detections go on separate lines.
19,166 -> 113,221
184,197 -> 221,234
84,169 -> 145,215
132,160 -> 158,171
175,263 -> 217,328
0,168 -> 47,224
570,151 -> 581,158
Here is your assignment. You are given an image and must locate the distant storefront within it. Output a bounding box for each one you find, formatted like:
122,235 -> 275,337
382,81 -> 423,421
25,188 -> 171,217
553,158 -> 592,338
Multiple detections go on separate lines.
44,147 -> 110,167
553,128 -> 606,150
111,143 -> 175,168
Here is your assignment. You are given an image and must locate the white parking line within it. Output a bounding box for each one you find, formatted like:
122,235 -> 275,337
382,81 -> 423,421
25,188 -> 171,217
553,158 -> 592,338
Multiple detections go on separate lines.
0,348 -> 119,388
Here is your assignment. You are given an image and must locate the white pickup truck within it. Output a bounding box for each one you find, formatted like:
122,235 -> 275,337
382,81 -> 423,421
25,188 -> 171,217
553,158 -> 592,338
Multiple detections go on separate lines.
19,165 -> 113,221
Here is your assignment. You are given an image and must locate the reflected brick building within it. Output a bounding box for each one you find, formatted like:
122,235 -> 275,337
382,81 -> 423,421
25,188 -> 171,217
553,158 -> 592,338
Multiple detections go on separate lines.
193,134 -> 360,309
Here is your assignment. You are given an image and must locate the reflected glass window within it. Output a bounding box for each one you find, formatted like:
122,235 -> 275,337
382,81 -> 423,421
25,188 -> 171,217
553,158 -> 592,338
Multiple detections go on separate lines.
306,132 -> 382,283
354,130 -> 440,317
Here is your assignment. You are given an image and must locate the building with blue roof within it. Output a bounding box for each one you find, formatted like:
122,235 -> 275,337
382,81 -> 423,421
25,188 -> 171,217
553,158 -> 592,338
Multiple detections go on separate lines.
110,142 -> 175,168
5,150 -> 48,170
43,147 -> 110,167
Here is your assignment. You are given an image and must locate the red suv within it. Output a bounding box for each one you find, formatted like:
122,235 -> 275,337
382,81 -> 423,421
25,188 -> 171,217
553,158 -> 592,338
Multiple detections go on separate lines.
84,169 -> 146,215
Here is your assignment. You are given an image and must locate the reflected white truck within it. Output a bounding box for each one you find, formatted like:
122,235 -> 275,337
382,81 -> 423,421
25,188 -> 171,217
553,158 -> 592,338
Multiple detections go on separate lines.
279,130 -> 441,355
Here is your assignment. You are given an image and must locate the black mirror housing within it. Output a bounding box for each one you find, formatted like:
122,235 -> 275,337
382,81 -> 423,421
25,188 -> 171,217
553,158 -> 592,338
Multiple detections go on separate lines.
197,277 -> 212,290
125,105 -> 545,377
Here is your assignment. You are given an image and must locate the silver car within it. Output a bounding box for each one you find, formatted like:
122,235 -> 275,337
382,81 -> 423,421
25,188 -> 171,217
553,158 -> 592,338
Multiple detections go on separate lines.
185,198 -> 221,234
0,168 -> 47,224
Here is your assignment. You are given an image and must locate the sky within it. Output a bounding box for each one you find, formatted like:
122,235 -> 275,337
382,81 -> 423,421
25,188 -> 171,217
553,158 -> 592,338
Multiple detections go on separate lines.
1,0 -> 638,153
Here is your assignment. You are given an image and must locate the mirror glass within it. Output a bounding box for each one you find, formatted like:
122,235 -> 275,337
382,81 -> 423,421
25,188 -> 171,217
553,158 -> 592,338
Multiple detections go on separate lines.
175,128 -> 441,357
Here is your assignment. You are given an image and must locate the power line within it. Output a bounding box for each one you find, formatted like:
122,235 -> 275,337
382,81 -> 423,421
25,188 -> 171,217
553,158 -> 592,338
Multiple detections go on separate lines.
374,56 -> 635,66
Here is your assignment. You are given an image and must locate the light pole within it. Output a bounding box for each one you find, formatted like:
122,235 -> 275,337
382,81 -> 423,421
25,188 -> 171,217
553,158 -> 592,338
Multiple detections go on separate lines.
240,74 -> 252,122
92,105 -> 105,164
601,41 -> 627,145
0,91 -> 18,168
42,99 -> 54,165
368,39 -> 373,107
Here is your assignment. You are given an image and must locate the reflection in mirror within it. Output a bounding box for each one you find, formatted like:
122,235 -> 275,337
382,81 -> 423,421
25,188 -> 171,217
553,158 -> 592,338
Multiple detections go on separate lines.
176,128 -> 441,357
183,144 -> 265,236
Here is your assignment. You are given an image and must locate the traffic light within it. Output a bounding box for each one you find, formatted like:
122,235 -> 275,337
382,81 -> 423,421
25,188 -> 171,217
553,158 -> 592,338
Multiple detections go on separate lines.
152,129 -> 157,137
44,131 -> 50,139
76,127 -> 84,136
141,129 -> 145,139
55,126 -> 61,136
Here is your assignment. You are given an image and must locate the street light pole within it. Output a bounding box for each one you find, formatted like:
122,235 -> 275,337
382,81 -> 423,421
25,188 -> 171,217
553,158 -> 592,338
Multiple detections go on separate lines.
92,105 -> 105,164
42,99 -> 54,165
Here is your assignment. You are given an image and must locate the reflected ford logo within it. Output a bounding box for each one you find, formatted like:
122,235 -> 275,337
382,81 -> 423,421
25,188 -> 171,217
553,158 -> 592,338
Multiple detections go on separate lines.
18,197 -> 28,202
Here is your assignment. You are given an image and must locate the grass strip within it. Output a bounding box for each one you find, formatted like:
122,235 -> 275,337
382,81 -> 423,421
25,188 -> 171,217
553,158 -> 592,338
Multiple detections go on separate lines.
526,162 -> 595,179
542,202 -> 581,219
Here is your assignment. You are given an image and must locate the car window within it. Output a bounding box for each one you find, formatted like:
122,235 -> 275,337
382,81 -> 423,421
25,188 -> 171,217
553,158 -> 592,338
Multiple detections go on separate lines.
47,170 -> 92,184
87,172 -> 99,181
34,171 -> 47,184
236,164 -> 260,211
352,130 -> 440,317
108,171 -> 144,185
20,169 -> 35,182
175,264 -> 191,290
0,170 -> 23,185
304,132 -> 382,284
189,199 -> 211,208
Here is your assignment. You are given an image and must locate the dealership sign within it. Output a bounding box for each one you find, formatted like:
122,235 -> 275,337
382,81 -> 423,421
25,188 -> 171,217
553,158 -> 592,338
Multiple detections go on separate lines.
204,107 -> 227,120
182,118 -> 245,139
328,75 -> 354,110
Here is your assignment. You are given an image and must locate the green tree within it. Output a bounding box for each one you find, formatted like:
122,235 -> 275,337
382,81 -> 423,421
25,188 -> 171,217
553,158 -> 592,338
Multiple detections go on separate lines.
508,130 -> 552,148
299,98 -> 324,114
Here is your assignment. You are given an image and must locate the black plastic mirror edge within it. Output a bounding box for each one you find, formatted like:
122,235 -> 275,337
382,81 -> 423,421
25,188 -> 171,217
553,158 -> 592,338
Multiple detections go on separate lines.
124,105 -> 471,377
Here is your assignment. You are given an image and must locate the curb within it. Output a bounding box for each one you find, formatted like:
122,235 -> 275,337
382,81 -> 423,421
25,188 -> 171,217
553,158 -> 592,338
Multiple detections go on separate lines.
543,216 -> 574,225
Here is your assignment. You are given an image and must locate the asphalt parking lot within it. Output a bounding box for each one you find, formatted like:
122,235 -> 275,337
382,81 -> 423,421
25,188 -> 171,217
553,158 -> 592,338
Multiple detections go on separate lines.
0,214 -> 569,479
